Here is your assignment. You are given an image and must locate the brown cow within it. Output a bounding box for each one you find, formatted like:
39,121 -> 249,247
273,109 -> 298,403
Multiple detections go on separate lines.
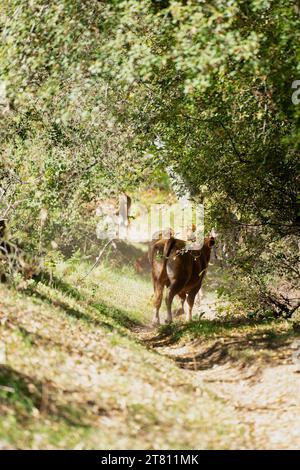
149,235 -> 215,324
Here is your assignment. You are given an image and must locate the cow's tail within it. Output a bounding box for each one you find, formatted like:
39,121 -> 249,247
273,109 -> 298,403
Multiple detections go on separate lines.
163,236 -> 176,259
161,236 -> 176,275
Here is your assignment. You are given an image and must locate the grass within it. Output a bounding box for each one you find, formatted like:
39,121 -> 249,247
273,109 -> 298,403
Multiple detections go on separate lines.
158,315 -> 292,342
0,255 -> 296,449
153,313 -> 295,371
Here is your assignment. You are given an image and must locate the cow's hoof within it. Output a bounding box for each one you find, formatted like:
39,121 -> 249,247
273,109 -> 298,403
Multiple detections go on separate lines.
152,318 -> 160,326
165,318 -> 173,325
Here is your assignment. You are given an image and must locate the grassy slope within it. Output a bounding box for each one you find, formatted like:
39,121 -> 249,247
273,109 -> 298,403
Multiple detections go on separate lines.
0,258 -> 296,449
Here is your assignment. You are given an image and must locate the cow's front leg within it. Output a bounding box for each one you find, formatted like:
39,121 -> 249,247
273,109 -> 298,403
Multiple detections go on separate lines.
186,288 -> 199,322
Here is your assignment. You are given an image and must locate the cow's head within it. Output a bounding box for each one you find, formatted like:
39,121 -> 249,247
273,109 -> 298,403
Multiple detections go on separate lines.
204,234 -> 215,248
208,228 -> 217,247
208,236 -> 215,247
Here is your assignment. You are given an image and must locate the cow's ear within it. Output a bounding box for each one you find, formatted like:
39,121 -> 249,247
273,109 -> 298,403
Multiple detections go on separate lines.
209,237 -> 215,247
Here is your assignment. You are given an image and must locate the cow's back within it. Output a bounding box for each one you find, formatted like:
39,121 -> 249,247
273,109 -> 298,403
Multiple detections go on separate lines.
165,238 -> 213,293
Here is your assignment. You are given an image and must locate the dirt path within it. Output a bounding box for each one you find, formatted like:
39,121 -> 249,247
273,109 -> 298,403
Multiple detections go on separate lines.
136,309 -> 300,449
199,363 -> 300,449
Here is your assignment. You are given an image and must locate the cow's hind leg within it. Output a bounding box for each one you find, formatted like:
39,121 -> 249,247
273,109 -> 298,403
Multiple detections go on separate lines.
153,282 -> 164,325
165,282 -> 183,324
186,287 -> 200,322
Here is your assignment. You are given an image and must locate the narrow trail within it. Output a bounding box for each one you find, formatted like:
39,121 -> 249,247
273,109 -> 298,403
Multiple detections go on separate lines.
134,300 -> 300,450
